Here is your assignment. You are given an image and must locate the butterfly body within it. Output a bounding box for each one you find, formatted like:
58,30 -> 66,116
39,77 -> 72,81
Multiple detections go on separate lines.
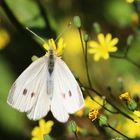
7,47 -> 84,122
48,48 -> 55,75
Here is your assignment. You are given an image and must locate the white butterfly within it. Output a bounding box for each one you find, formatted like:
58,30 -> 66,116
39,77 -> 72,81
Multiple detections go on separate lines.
7,46 -> 84,123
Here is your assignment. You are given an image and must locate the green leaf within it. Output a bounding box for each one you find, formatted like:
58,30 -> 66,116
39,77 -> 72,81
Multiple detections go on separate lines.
6,0 -> 45,27
44,135 -> 54,140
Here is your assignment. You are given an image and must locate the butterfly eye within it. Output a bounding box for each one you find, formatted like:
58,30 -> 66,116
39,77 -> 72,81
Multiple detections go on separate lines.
23,89 -> 27,95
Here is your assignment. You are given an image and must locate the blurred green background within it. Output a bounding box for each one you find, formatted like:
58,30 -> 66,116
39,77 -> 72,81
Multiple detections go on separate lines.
1,0 -> 140,139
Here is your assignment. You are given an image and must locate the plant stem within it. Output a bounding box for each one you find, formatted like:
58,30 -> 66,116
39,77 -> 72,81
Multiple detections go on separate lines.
94,121 -> 109,140
36,0 -> 56,38
108,124 -> 133,140
111,54 -> 140,68
125,56 -> 140,68
78,27 -> 93,88
78,28 -> 85,55
85,40 -> 92,88
74,131 -> 78,140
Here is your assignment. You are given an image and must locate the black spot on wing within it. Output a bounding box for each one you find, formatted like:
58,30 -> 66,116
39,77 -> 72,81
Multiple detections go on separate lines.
31,92 -> 35,98
23,89 -> 27,95
68,90 -> 72,97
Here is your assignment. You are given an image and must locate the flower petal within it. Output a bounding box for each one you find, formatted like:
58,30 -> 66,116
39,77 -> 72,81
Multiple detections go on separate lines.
88,48 -> 98,54
32,127 -> 40,136
102,53 -> 109,59
98,33 -> 105,46
39,119 -> 46,128
94,53 -> 101,61
56,38 -> 65,56
45,120 -> 54,128
32,137 -> 39,140
43,43 -> 49,51
105,33 -> 112,43
88,41 -> 99,48
134,111 -> 140,117
44,120 -> 54,134
48,39 -> 57,50
108,46 -> 118,52
109,38 -> 119,46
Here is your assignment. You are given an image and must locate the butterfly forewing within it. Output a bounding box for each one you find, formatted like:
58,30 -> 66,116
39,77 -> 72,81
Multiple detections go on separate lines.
27,57 -> 51,120
7,56 -> 48,112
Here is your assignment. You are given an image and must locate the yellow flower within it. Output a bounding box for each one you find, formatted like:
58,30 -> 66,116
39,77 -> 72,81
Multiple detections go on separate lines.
117,119 -> 140,138
119,92 -> 132,102
134,110 -> 140,117
133,110 -> 140,126
0,29 -> 10,49
128,81 -> 140,96
31,119 -> 54,140
89,109 -> 99,121
85,96 -> 103,110
134,118 -> 140,126
75,96 -> 103,117
126,0 -> 135,3
88,33 -> 118,61
43,38 -> 65,57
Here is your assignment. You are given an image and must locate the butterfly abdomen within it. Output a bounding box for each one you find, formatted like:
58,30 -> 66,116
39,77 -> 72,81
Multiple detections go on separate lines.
48,49 -> 55,75
47,49 -> 55,97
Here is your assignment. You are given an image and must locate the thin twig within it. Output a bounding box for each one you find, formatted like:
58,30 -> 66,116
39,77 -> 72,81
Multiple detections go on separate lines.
111,54 -> 140,68
78,28 -> 92,88
94,121 -> 109,139
36,0 -> 56,38
78,28 -> 85,54
108,124 -> 133,140
85,40 -> 92,88
74,131 -> 78,140
126,56 -> 140,68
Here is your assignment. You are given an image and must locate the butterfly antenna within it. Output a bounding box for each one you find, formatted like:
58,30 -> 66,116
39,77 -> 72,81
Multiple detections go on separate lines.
55,22 -> 71,42
26,27 -> 46,44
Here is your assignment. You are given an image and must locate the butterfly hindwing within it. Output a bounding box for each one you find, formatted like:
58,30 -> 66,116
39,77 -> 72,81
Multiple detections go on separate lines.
50,57 -> 84,122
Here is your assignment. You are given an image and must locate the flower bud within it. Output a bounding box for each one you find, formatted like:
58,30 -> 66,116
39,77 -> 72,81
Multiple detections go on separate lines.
73,16 -> 81,28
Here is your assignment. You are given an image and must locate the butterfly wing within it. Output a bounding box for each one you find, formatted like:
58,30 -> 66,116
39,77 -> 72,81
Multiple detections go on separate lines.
51,81 -> 69,122
7,56 -> 50,114
51,57 -> 84,122
27,62 -> 51,120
